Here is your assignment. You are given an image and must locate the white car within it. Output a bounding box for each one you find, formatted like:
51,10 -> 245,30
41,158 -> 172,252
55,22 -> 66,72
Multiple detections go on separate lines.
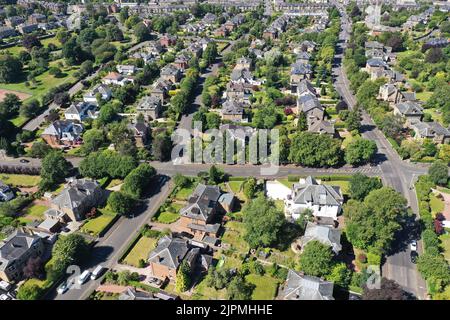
410,240 -> 417,252
0,294 -> 11,300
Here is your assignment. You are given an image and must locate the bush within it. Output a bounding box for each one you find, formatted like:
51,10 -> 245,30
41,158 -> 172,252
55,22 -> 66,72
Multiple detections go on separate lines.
357,253 -> 367,263
367,251 -> 381,266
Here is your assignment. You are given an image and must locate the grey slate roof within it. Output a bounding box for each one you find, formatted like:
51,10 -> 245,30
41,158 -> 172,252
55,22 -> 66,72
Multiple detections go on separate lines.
52,179 -> 100,211
298,94 -> 323,113
0,231 -> 42,270
282,270 -> 334,300
222,100 -> 244,116
291,62 -> 312,75
309,120 -> 335,135
297,79 -> 316,97
148,236 -> 189,269
396,101 -> 423,116
292,177 -> 343,207
301,222 -> 342,254
180,184 -> 221,222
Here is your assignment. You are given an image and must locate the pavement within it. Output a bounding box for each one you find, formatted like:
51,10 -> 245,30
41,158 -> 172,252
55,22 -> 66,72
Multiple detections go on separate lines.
46,175 -> 173,300
331,1 -> 427,299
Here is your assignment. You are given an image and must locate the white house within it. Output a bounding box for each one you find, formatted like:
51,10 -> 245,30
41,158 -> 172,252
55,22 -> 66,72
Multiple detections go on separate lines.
83,84 -> 112,104
64,102 -> 97,122
284,176 -> 343,221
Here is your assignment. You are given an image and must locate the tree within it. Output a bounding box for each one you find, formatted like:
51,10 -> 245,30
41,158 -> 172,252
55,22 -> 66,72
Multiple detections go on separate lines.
121,164 -> 156,199
243,177 -> 257,200
226,275 -> 254,300
23,256 -> 44,279
297,111 -> 308,131
152,133 -> 172,161
348,173 -> 382,201
29,142 -> 52,158
208,165 -> 224,184
134,22 -> 151,42
205,112 -> 221,130
242,194 -> 285,248
205,267 -> 232,290
417,252 -> 450,287
62,37 -> 86,65
176,261 -> 191,292
81,129 -> 105,154
425,48 -> 443,64
327,262 -> 352,288
79,150 -> 137,179
289,132 -> 342,167
428,160 -> 448,186
53,92 -> 70,106
22,34 -> 42,51
344,187 -> 409,252
173,173 -> 190,188
0,54 -> 22,83
344,138 -> 377,166
107,191 -> 136,216
298,240 -> 334,277
253,105 -> 278,129
379,114 -> 403,139
0,93 -> 21,119
345,109 -> 361,132
49,67 -> 63,78
19,99 -> 40,118
17,282 -> 43,300
362,278 -> 406,300
39,151 -> 72,190
202,42 -> 218,65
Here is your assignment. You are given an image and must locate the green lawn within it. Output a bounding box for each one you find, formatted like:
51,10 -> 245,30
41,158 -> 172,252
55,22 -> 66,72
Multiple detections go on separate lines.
81,213 -> 116,236
416,91 -> 433,102
175,184 -> 196,200
106,179 -> 123,189
228,181 -> 244,193
18,204 -> 48,223
323,180 -> 350,195
430,194 -> 445,214
245,274 -> 280,300
193,278 -> 228,300
440,234 -> 450,262
123,236 -> 157,267
222,221 -> 249,253
277,179 -> 293,189
154,211 -> 180,224
0,174 -> 41,187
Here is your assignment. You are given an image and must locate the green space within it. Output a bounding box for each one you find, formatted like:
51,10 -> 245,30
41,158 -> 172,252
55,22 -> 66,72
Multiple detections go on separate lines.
221,221 -> 250,253
0,174 -> 41,187
277,179 -> 293,189
323,180 -> 350,195
154,211 -> 180,224
193,278 -> 227,300
440,234 -> 450,262
416,91 -> 433,102
174,184 -> 196,200
105,179 -> 123,190
245,274 -> 280,300
81,211 -> 117,236
18,204 -> 48,223
430,193 -> 445,214
123,236 -> 157,267
228,181 -> 244,193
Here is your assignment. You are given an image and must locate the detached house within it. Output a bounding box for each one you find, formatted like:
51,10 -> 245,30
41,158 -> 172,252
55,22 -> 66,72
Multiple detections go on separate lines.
117,64 -> 137,76
178,184 -> 230,241
83,84 -> 112,104
221,99 -> 245,122
64,102 -> 97,122
411,121 -> 450,144
0,181 -> 14,202
280,270 -> 334,300
298,222 -> 342,255
161,64 -> 182,83
290,62 -> 313,89
45,178 -> 105,222
297,94 -> 324,125
136,95 -> 162,121
102,72 -> 133,86
225,82 -> 253,104
151,79 -> 172,103
160,34 -> 177,47
128,121 -> 149,147
41,120 -> 83,148
393,101 -> 423,125
0,231 -> 45,282
285,176 -> 344,221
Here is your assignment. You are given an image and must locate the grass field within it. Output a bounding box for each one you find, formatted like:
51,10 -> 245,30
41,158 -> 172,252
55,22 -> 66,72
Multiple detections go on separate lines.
123,236 -> 157,267
0,174 -> 41,187
323,180 -> 350,195
174,184 -> 196,200
245,274 -> 280,300
154,211 -> 180,224
228,181 -> 244,193
416,91 -> 433,102
440,234 -> 450,262
222,221 -> 249,253
430,194 -> 445,214
81,213 -> 116,236
18,204 -> 48,223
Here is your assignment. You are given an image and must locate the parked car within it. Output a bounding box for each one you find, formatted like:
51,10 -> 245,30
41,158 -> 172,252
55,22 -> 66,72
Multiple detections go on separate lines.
410,251 -> 419,264
410,240 -> 417,252
19,159 -> 29,163
78,270 -> 91,285
90,265 -> 106,280
57,281 -> 70,295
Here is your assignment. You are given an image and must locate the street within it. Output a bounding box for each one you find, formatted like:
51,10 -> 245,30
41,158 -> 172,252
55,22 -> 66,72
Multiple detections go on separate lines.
331,1 -> 427,299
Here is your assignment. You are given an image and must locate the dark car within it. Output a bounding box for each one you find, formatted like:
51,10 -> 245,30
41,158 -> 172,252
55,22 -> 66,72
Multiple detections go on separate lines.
410,251 -> 419,264
19,159 -> 29,163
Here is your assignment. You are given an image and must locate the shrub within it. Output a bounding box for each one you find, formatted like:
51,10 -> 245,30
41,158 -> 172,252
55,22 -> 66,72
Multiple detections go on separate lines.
357,253 -> 367,263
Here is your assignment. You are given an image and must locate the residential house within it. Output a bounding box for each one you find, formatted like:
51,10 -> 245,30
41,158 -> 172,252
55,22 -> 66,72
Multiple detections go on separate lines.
5,16 -> 25,28
280,270 -> 334,300
136,95 -> 162,121
151,79 -> 172,103
41,120 -> 84,148
128,121 -> 149,147
299,40 -> 316,53
298,222 -> 342,254
235,56 -> 252,71
393,101 -> 424,125
17,23 -> 39,34
219,124 -> 257,145
290,62 -> 313,89
46,178 -> 105,222
230,68 -> 260,85
161,64 -> 182,83
116,64 -> 137,76
64,102 -> 97,122
224,20 -> 236,32
365,59 -> 389,80
0,181 -> 14,202
102,72 -> 133,86
263,27 -> 277,40
378,83 -> 400,104
411,121 -> 450,144
202,13 -> 217,26
83,84 -> 112,104
0,26 -> 17,40
225,82 -> 253,104
0,231 -> 45,282
160,34 -> 176,47
295,52 -> 311,65
119,287 -> 177,300
178,184 -> 222,241
297,94 -> 324,125
285,176 -> 344,221
221,99 -> 245,122
296,79 -> 316,97
28,13 -> 46,24
173,53 -> 190,71
308,119 -> 335,136
214,26 -> 229,37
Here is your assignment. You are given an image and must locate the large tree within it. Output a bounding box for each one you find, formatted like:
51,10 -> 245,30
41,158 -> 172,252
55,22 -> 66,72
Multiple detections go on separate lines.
39,151 -> 72,190
348,173 -> 382,201
289,132 -> 342,167
226,275 -> 254,300
121,164 -> 156,199
107,191 -> 135,215
242,194 -> 285,248
298,240 -> 334,277
344,138 -> 377,166
362,278 -> 407,300
0,54 -> 22,83
428,160 -> 448,186
344,187 -> 409,252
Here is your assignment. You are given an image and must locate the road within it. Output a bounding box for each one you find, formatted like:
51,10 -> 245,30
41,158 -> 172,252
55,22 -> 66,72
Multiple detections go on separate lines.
23,67 -> 103,132
47,175 -> 173,300
331,1 -> 427,299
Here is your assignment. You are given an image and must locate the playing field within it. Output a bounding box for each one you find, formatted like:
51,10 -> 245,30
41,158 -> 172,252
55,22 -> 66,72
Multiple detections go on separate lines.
0,88 -> 31,101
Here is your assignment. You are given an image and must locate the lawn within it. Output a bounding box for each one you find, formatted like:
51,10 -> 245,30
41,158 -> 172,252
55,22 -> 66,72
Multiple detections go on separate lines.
440,234 -> 450,262
106,179 -> 123,189
228,181 -> 244,193
245,274 -> 280,300
81,213 -> 116,236
277,179 -> 293,189
222,221 -> 249,252
323,180 -> 350,195
18,204 -> 48,223
154,211 -> 180,224
193,278 -> 227,300
174,184 -> 196,200
0,174 -> 41,187
430,194 -> 445,215
416,91 -> 433,102
123,236 -> 157,267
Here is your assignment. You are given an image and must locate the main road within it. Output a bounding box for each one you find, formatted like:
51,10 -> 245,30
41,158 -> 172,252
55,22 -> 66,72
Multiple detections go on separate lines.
331,1 -> 428,299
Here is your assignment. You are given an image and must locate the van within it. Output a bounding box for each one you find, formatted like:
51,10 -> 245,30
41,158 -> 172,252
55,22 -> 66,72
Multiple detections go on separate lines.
90,265 -> 105,280
78,270 -> 91,285
0,280 -> 11,292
